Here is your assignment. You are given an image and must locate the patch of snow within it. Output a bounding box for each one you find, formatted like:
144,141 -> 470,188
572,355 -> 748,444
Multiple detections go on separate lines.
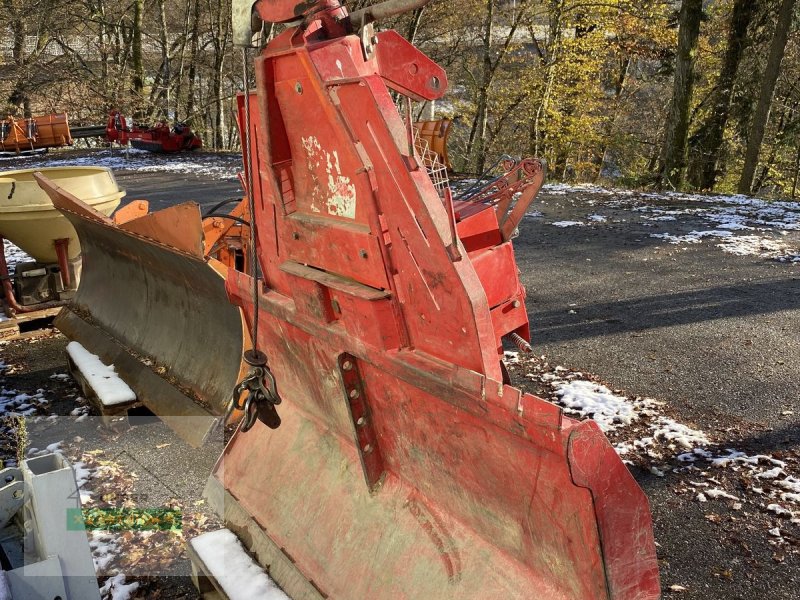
716,235 -> 795,259
552,380 -> 638,432
650,417 -> 709,450
776,476 -> 800,495
650,230 -> 733,244
706,488 -> 739,501
757,467 -> 785,480
99,574 -> 139,600
66,342 -> 136,406
551,220 -> 586,228
587,214 -> 607,222
90,533 -> 120,571
191,529 -> 290,600
73,461 -> 93,488
767,504 -> 793,517
2,239 -> 30,275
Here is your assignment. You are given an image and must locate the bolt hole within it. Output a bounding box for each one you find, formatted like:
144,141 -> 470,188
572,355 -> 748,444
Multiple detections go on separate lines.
295,82 -> 303,94
430,76 -> 440,89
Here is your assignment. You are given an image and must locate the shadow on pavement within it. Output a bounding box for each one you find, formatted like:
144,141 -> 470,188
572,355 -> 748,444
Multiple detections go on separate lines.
532,277 -> 800,344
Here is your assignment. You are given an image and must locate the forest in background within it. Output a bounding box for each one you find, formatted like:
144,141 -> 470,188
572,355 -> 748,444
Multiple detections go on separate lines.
1,0 -> 799,198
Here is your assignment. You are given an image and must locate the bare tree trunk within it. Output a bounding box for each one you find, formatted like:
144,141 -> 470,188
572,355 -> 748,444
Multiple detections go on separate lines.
596,56 -> 630,181
210,0 -> 231,149
658,0 -> 703,189
467,0 -> 530,172
466,0 -> 494,173
131,0 -> 145,113
4,0 -> 29,115
752,101 -> 796,193
405,6 -> 425,44
737,0 -> 797,195
687,0 -> 755,191
174,0 -> 193,122
157,0 -> 171,120
186,0 -> 201,126
529,0 -> 563,158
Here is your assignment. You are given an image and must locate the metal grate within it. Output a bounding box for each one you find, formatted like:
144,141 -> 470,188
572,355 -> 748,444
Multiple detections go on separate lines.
413,127 -> 450,196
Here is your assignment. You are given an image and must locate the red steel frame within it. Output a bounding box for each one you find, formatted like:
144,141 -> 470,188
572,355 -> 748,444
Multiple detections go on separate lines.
212,2 -> 661,599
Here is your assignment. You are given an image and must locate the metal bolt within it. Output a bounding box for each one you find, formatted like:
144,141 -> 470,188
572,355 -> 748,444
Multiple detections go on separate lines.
295,82 -> 303,94
356,416 -> 366,427
349,389 -> 360,399
342,360 -> 353,371
359,249 -> 368,259
513,300 -> 521,308
362,443 -> 373,454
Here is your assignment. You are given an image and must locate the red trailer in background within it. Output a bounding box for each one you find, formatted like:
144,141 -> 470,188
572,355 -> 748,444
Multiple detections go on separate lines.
104,110 -> 203,153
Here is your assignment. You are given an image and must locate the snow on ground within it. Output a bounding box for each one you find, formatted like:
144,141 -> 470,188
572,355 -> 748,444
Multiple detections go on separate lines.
66,342 -> 136,406
92,533 -> 123,572
551,220 -> 585,228
6,148 -> 241,181
191,529 -> 290,600
0,388 -> 49,417
541,183 -> 800,263
508,350 -> 800,530
550,379 -> 641,432
99,574 -> 139,600
2,239 -> 30,274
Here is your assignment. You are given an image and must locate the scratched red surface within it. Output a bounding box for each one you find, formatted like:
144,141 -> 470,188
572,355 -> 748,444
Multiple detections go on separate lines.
217,4 -> 661,598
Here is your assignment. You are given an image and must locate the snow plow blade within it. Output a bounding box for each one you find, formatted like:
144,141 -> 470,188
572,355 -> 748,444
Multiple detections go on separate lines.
36,174 -> 243,447
196,2 -> 662,597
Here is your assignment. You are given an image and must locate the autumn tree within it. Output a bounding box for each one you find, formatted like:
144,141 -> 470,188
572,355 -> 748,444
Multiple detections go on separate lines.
658,0 -> 704,189
737,0 -> 798,194
687,0 -> 757,191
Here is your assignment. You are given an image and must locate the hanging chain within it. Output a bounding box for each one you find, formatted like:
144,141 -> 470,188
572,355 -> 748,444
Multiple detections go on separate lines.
226,47 -> 282,431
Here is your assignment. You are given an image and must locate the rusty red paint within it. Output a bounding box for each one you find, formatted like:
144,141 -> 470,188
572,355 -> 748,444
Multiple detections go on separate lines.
215,2 -> 661,598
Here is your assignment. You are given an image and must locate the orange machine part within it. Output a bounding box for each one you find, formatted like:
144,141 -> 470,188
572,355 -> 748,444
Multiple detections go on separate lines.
0,113 -> 73,153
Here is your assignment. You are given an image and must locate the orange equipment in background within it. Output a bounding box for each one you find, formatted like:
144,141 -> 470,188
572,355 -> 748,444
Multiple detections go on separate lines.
413,118 -> 453,170
0,113 -> 73,153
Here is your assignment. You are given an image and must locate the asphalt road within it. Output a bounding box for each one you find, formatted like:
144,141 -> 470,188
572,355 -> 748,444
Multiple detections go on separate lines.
514,188 -> 800,599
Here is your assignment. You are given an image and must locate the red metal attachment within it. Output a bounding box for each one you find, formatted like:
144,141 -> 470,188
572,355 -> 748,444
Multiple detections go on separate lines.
211,1 -> 660,598
105,110 -> 202,153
